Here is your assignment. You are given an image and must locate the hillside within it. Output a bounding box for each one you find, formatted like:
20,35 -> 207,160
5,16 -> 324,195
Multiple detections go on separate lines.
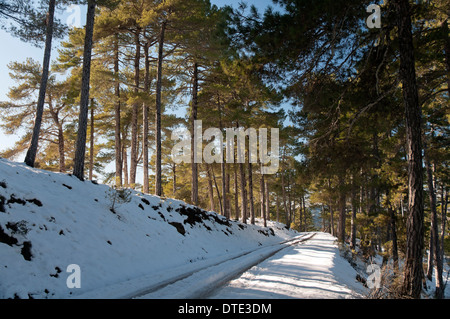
0,158 -> 301,299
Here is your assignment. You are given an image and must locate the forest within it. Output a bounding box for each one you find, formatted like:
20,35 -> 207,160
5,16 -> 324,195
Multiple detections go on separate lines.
0,0 -> 448,299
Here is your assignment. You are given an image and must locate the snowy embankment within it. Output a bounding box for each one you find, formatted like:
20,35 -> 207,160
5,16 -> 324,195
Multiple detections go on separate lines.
0,158 -> 299,299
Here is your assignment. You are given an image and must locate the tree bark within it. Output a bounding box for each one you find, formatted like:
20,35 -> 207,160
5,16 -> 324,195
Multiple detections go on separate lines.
260,168 -> 266,227
281,171 -> 290,228
24,0 -> 56,168
73,0 -> 96,181
210,164 -> 223,215
329,203 -> 335,237
265,178 -> 270,223
122,148 -> 128,186
142,39 -> 150,193
226,172 -> 231,218
440,185 -> 447,273
114,35 -> 122,186
172,163 -> 176,197
218,97 -> 228,218
234,164 -> 239,220
350,179 -> 357,250
130,28 -> 140,187
276,194 -> 280,222
207,166 -> 215,212
155,21 -> 166,196
191,62 -> 199,205
57,124 -> 65,173
48,98 -> 66,173
248,162 -> 255,225
392,0 -> 425,298
299,195 -> 304,232
89,99 -> 94,181
338,190 -> 346,243
240,162 -> 247,224
387,189 -> 399,270
424,143 -> 444,298
443,19 -> 450,96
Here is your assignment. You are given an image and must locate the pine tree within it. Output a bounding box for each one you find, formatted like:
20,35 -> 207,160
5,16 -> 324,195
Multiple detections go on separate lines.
24,0 -> 56,168
390,0 -> 425,298
1,58 -> 77,171
73,0 -> 97,181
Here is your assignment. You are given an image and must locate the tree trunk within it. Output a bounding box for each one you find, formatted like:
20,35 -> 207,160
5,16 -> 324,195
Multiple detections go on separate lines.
424,143 -> 444,298
191,62 -> 199,205
392,0 -> 425,298
386,189 -> 399,271
89,99 -> 94,181
390,204 -> 399,270
260,169 -> 266,227
207,166 -> 215,212
155,21 -> 166,196
234,164 -> 239,220
265,178 -> 270,223
443,19 -> 450,96
292,198 -> 296,225
210,164 -> 223,215
240,162 -> 247,224
130,28 -> 140,187
287,175 -> 292,224
48,99 -> 66,173
114,35 -> 122,186
328,203 -> 336,236
440,185 -> 447,273
281,171 -> 290,228
226,172 -> 231,219
338,190 -> 346,243
218,97 -> 228,218
142,39 -> 150,193
301,195 -> 305,232
122,147 -> 128,187
350,179 -> 357,250
172,163 -> 176,197
73,0 -> 96,181
276,194 -> 280,222
248,162 -> 255,225
24,0 -> 56,168
57,124 -> 65,173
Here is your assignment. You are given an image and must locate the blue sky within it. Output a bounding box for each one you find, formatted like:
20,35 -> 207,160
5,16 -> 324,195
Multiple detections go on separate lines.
0,0 -> 279,154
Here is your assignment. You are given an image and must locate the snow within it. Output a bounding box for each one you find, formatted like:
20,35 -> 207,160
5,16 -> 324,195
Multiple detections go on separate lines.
0,158 -> 378,299
0,158 -> 299,299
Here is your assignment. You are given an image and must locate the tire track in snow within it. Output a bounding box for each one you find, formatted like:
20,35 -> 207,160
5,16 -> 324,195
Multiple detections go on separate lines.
134,232 -> 316,299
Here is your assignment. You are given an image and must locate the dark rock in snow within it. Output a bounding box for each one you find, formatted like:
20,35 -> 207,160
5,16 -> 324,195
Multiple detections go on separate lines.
0,225 -> 18,246
169,222 -> 186,236
21,241 -> 33,261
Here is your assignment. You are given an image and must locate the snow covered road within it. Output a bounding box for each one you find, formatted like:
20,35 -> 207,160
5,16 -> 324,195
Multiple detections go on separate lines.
134,233 -> 316,299
136,232 -> 366,299
209,232 -> 366,299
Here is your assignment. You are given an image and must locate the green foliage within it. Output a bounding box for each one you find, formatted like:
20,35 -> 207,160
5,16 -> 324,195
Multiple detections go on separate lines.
106,185 -> 132,213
